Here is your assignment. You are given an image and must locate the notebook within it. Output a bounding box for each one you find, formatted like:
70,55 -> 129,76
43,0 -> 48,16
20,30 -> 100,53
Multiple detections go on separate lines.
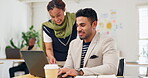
20,51 -> 48,77
5,48 -> 21,59
75,75 -> 117,78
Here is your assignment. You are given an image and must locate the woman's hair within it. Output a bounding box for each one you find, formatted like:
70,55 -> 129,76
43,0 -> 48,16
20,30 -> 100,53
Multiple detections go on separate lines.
47,0 -> 65,11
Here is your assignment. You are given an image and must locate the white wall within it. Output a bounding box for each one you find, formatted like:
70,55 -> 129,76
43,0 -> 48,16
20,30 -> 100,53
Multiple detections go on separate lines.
32,0 -> 148,62
32,2 -> 49,30
0,0 -> 32,58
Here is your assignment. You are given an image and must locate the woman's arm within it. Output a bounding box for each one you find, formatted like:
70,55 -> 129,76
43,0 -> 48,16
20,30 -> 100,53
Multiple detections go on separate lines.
45,42 -> 56,64
43,31 -> 56,64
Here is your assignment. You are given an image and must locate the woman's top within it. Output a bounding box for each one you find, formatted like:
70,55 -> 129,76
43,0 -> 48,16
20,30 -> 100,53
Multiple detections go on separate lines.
41,12 -> 77,61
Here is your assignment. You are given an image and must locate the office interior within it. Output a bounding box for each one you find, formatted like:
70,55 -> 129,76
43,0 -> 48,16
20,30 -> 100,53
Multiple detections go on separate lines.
0,0 -> 148,78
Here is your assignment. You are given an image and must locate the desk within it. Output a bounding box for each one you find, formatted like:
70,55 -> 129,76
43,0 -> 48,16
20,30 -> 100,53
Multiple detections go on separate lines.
117,76 -> 141,78
0,58 -> 24,66
14,75 -> 140,78
0,58 -> 24,62
13,74 -> 40,78
0,58 -> 24,78
126,62 -> 148,76
0,61 -> 4,78
127,62 -> 148,66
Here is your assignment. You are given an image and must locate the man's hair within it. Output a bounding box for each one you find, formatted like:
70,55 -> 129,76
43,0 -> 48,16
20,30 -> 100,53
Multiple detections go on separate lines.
47,0 -> 65,11
76,8 -> 98,23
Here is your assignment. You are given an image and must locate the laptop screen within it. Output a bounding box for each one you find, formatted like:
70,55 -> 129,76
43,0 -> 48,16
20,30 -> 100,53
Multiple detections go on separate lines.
21,51 -> 48,77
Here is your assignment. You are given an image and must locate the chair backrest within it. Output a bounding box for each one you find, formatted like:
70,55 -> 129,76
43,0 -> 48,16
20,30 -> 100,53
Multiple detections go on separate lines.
116,58 -> 125,76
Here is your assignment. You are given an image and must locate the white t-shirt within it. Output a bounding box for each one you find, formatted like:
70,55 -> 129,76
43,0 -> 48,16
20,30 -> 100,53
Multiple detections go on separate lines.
43,31 -> 52,42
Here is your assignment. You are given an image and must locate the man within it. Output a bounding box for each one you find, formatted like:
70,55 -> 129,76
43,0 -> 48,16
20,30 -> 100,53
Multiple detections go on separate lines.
9,38 -> 40,78
21,38 -> 39,51
58,8 -> 119,77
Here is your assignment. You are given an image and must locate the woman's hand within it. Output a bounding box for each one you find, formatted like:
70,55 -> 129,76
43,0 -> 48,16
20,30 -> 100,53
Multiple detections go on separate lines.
45,42 -> 56,64
49,56 -> 56,64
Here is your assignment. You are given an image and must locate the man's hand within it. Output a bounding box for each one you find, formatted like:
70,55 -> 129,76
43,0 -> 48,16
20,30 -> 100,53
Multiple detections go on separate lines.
58,68 -> 78,77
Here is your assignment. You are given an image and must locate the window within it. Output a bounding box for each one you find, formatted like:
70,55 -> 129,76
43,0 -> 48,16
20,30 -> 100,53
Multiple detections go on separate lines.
139,6 -> 148,61
138,6 -> 148,76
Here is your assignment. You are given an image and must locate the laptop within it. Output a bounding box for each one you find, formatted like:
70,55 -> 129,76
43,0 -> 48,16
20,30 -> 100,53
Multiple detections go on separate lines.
21,51 -> 48,77
5,48 -> 21,59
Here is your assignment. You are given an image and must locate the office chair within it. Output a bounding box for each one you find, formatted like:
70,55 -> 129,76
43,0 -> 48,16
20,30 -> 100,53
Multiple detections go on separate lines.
117,58 -> 125,76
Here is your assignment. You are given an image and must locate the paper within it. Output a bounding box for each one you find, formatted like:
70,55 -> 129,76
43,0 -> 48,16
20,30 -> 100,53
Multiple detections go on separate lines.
75,76 -> 97,78
99,75 -> 117,78
75,75 -> 117,78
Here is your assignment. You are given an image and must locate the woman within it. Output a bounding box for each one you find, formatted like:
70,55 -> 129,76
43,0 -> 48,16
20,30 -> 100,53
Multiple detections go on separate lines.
41,0 -> 77,66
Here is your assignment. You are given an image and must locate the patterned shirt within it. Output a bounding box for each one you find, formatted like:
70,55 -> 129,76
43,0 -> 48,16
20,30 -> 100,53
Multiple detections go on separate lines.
80,42 -> 91,68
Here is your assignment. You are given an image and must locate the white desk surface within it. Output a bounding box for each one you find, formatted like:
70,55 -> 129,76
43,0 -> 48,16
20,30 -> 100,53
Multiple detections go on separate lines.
0,58 -> 24,62
0,58 -> 25,78
14,74 -> 140,78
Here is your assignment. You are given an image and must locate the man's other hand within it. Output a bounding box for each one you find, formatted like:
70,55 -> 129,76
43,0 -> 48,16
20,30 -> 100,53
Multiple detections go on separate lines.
58,68 -> 78,77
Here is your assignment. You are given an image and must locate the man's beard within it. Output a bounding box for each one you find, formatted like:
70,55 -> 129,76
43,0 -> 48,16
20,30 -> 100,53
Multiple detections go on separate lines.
79,37 -> 84,40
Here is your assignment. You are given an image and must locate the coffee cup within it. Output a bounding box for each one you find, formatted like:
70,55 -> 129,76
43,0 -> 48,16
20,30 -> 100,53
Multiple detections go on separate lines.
44,64 -> 59,78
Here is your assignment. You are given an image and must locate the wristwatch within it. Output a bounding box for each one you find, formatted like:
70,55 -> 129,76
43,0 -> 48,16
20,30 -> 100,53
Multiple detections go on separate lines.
76,68 -> 83,76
